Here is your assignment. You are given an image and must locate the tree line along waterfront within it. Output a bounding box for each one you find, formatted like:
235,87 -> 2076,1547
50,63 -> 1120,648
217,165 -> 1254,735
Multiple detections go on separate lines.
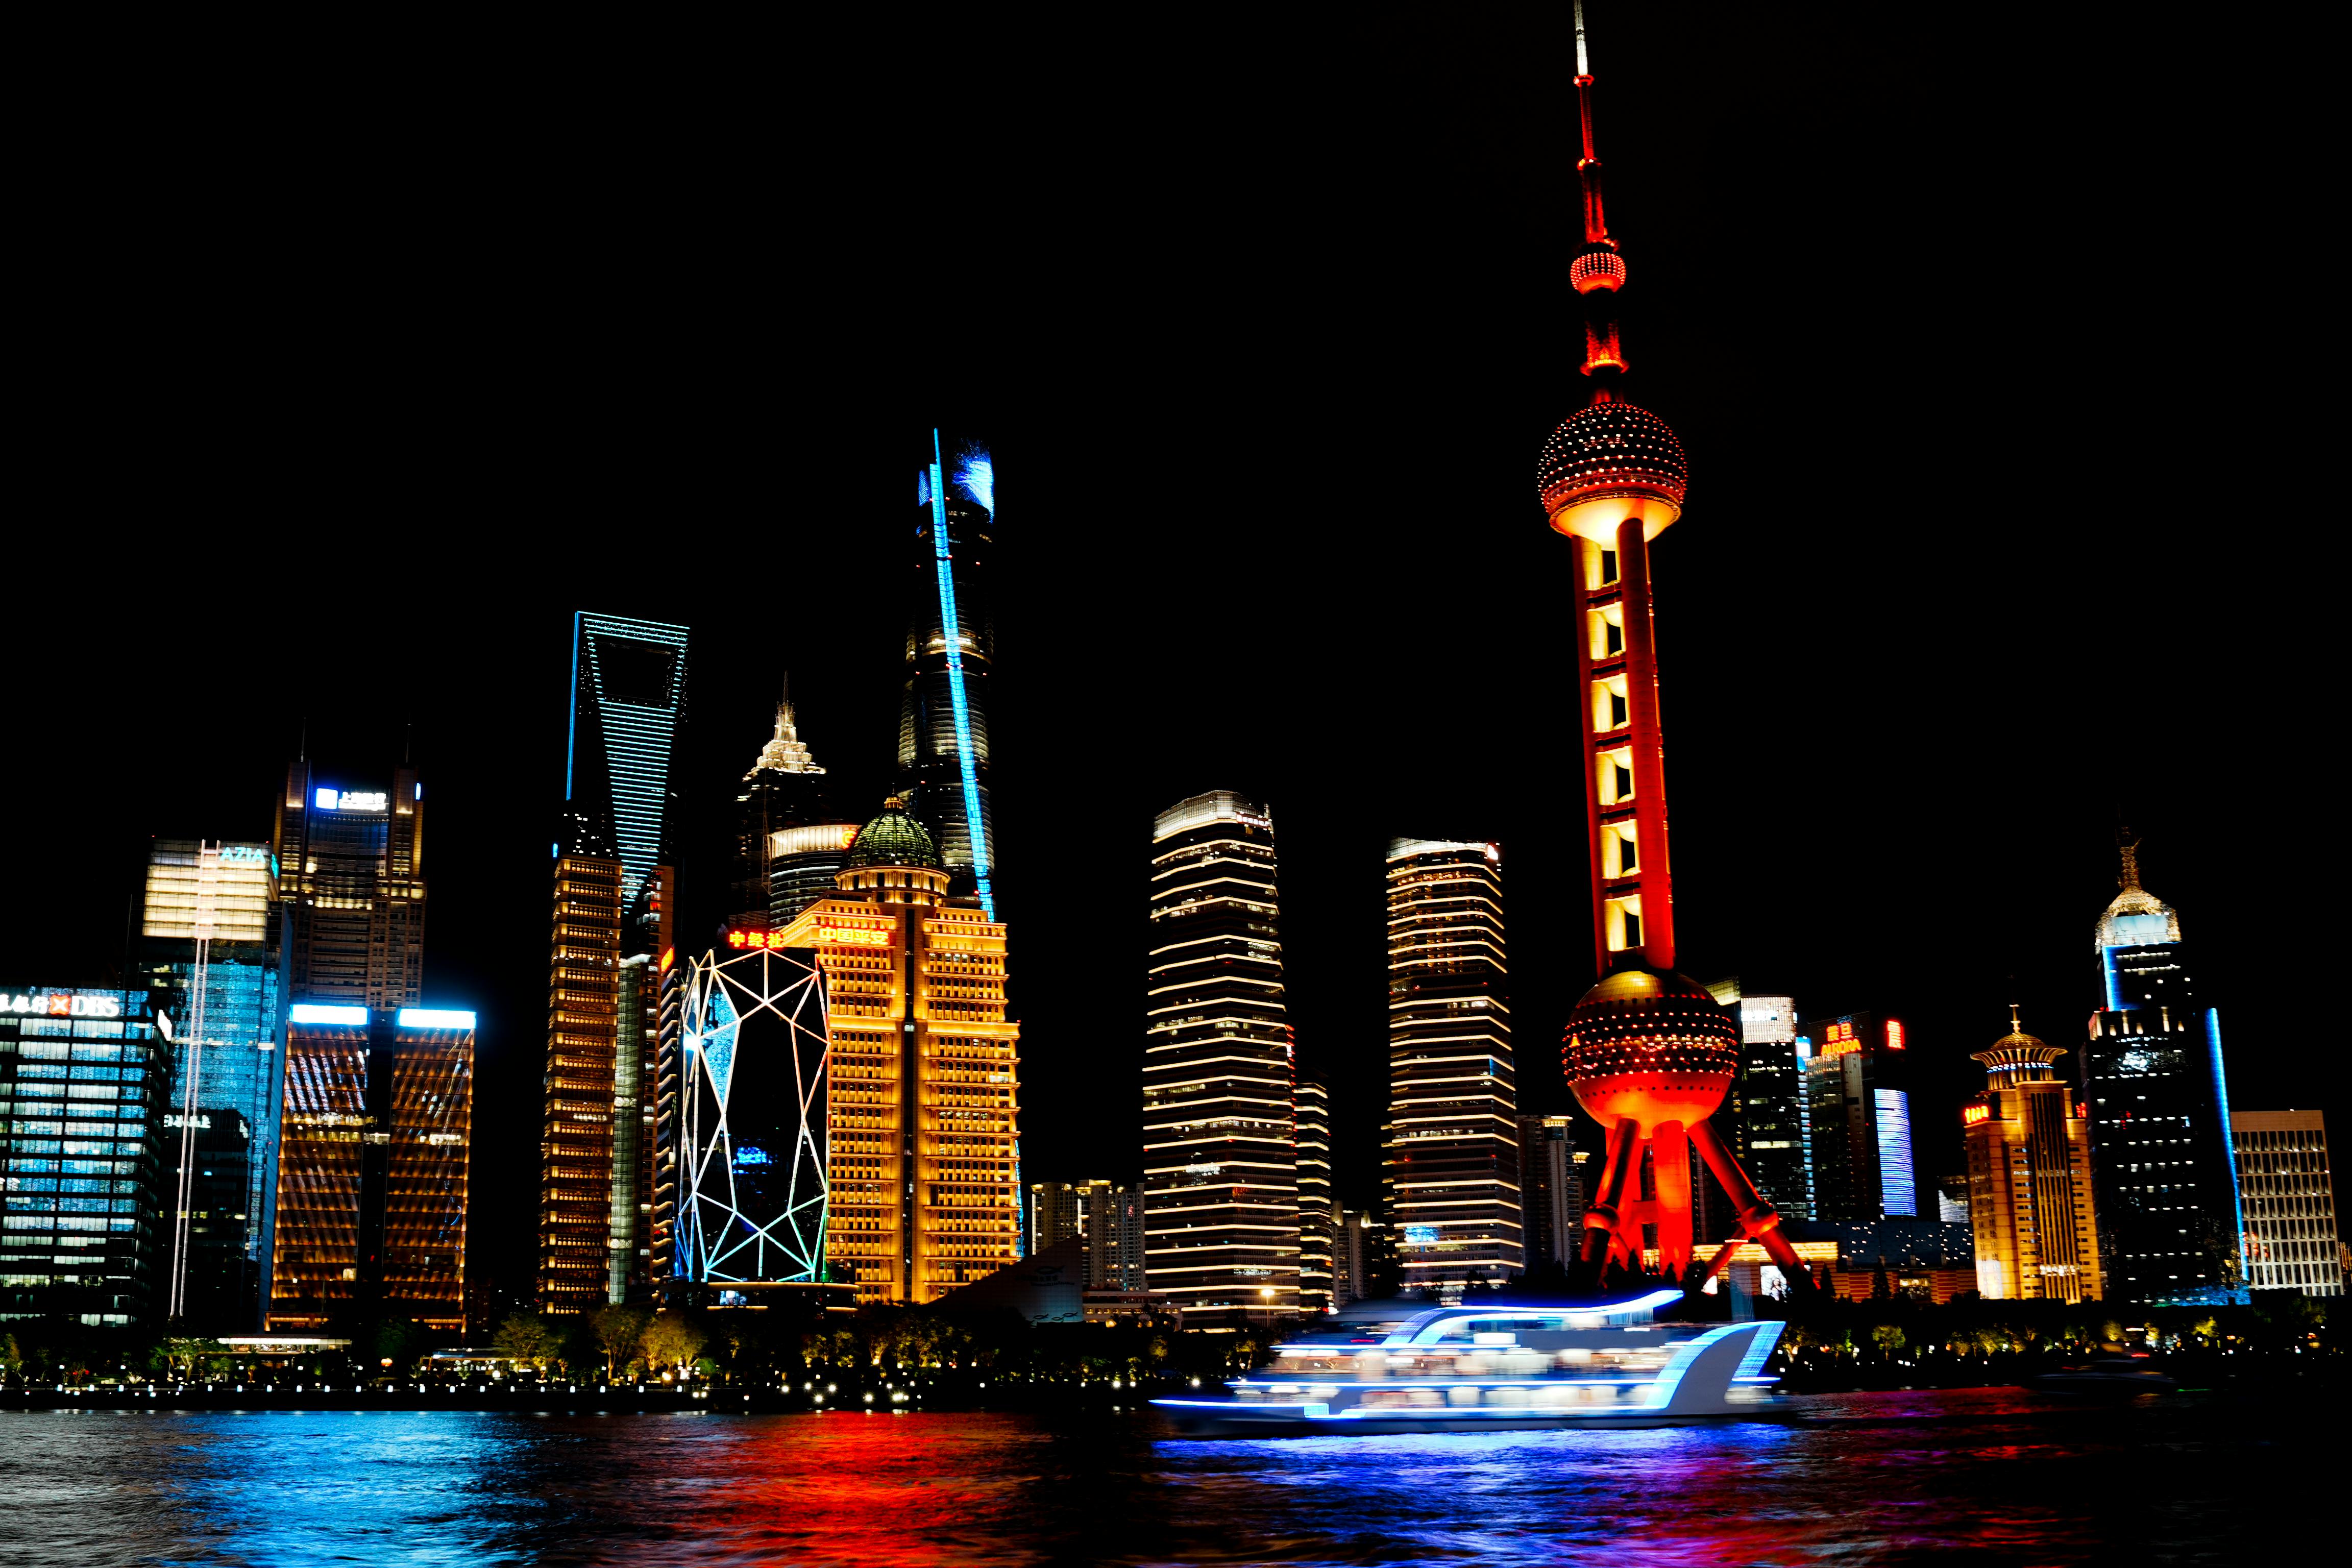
2,1290 -> 2341,1409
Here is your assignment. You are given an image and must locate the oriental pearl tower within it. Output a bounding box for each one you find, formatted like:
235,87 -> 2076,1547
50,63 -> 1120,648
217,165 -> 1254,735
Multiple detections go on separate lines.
1546,3 -> 1812,1293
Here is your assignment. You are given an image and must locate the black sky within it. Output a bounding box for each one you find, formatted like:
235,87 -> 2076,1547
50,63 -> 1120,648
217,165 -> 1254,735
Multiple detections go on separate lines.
9,3 -> 2338,1304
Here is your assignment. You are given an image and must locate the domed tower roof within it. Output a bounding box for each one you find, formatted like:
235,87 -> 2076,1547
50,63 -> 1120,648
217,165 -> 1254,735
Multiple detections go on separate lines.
2094,833 -> 2180,952
847,797 -> 941,869
1537,397 -> 1688,543
1972,1007 -> 2067,1082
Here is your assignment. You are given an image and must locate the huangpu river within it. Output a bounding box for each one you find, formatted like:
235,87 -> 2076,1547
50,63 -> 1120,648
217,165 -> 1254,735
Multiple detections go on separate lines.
0,1386 -> 2333,1565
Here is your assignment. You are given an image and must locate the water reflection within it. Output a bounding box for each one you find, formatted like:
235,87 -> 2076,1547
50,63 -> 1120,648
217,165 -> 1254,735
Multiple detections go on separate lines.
0,1388 -> 2331,1566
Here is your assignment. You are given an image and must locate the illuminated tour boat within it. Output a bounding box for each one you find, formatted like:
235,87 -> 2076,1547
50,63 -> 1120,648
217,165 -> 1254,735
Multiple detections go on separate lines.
1153,1294 -> 1786,1435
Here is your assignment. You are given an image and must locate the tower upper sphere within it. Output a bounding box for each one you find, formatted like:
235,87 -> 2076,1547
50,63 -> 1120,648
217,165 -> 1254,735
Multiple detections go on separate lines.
1538,399 -> 1687,542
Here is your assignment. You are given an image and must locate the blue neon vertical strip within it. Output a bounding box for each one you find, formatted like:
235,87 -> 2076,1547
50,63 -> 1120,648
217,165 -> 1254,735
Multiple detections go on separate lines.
565,610 -> 582,802
929,427 -> 995,920
2207,1007 -> 2247,1300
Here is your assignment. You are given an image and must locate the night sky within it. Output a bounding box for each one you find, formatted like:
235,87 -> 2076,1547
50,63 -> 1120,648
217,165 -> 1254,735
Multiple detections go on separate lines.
11,4 -> 2337,1307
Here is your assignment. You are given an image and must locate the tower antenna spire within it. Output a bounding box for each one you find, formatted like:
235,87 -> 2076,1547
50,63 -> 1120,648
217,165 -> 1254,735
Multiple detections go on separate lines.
1573,0 -> 1607,243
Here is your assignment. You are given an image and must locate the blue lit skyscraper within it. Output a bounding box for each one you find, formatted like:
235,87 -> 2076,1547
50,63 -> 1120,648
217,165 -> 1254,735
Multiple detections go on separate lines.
2081,834 -> 2245,1304
134,839 -> 287,1329
569,612 -> 691,908
1799,1011 -> 1916,1223
901,433 -> 997,911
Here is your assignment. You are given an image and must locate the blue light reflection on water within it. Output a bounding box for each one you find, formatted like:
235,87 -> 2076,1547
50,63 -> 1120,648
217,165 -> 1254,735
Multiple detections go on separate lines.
0,1388 -> 2335,1567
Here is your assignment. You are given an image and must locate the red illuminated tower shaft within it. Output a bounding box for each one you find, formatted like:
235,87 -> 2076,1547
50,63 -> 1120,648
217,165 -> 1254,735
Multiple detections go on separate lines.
1541,2 -> 1810,1293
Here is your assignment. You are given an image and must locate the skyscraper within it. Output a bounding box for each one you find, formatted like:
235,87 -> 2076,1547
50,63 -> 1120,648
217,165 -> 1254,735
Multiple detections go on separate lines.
537,845 -> 623,1314
1514,1114 -> 1585,1274
1540,5 -> 1814,1294
1728,993 -> 1810,1220
612,865 -> 672,1304
772,799 -> 1021,1303
1384,837 -> 1521,1293
1028,1180 -> 1093,1255
1087,1181 -> 1148,1290
1295,1075 -> 1334,1312
2081,833 -> 2245,1304
567,612 -> 690,910
0,987 -> 171,1324
1799,1012 -> 1917,1223
900,433 -> 998,912
275,763 -> 424,1009
666,942 -> 831,1288
1143,791 -> 1301,1322
2232,1111 -> 2342,1296
135,838 -> 286,1328
269,1004 -> 474,1332
1963,1011 -> 2102,1303
731,682 -> 847,930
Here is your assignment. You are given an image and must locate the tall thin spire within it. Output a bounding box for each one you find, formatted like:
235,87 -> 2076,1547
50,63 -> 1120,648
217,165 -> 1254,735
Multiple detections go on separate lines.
1573,0 -> 1608,244
2117,827 -> 2143,890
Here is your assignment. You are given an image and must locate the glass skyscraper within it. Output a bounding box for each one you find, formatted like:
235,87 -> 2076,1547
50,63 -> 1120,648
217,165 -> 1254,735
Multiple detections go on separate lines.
134,838 -> 287,1329
1727,991 -> 1811,1221
2081,836 -> 2245,1304
568,612 -> 691,910
1142,791 -> 1300,1323
900,433 -> 997,904
1799,1011 -> 1917,1223
0,988 -> 170,1324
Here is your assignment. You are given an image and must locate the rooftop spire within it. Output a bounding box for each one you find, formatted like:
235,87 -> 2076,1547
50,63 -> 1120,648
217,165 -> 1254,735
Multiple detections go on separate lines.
748,675 -> 824,777
2117,828 -> 2143,890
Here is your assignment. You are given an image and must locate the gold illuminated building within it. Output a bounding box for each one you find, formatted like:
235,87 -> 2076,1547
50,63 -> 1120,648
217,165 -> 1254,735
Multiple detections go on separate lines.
271,1007 -> 473,1332
1963,1011 -> 2102,1303
538,852 -> 624,1312
773,799 -> 1019,1303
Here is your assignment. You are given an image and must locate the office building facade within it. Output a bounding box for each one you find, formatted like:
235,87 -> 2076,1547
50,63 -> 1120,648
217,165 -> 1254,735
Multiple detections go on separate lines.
0,988 -> 170,1324
1087,1181 -> 1147,1290
1800,1012 -> 1917,1222
1296,1075 -> 1334,1311
2081,835 -> 2244,1304
1963,1013 -> 2102,1303
1515,1114 -> 1584,1274
1029,1179 -> 1109,1257
2233,1111 -> 2342,1295
1143,791 -> 1301,1322
275,763 -> 425,1009
1728,993 -> 1810,1220
538,848 -> 624,1313
268,1005 -> 473,1332
136,839 -> 287,1328
567,612 -> 690,910
1384,838 -> 1521,1294
773,800 -> 1020,1302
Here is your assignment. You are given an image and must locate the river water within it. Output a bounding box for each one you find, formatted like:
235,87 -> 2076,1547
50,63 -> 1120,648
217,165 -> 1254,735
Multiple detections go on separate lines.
0,1386 -> 2329,1565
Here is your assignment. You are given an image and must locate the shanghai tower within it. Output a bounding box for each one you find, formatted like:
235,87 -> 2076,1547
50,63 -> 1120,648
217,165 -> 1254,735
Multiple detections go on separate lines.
900,430 -> 998,915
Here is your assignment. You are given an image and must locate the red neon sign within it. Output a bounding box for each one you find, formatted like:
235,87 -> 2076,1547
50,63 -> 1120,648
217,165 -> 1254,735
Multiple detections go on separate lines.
1963,1103 -> 1990,1126
726,930 -> 793,951
1884,1019 -> 1905,1050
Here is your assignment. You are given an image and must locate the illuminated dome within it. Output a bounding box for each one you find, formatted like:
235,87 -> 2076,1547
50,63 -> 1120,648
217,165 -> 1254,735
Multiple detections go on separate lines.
1538,398 -> 1687,543
846,798 -> 940,869
1562,966 -> 1738,1132
1570,242 -> 1626,294
1973,1011 -> 2068,1081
